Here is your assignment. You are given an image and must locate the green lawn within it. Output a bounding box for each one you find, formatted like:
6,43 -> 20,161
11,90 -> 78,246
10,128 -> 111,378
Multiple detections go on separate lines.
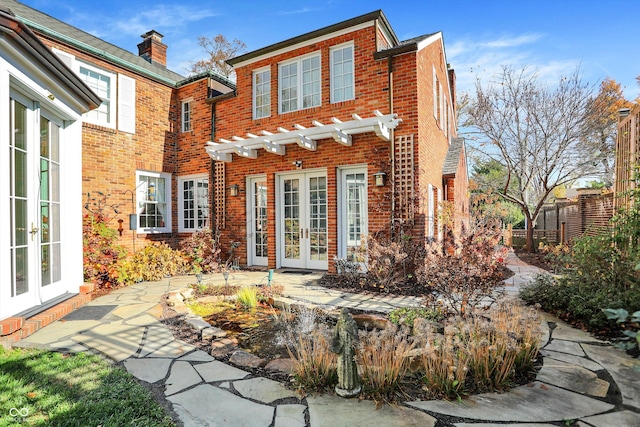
0,347 -> 176,427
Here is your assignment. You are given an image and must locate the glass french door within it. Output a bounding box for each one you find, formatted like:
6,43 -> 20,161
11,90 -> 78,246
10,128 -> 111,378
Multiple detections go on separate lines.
248,177 -> 268,266
279,172 -> 328,270
6,96 -> 64,316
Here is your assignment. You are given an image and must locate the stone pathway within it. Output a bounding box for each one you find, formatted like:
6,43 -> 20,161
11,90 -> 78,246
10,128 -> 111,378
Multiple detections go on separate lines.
14,254 -> 640,426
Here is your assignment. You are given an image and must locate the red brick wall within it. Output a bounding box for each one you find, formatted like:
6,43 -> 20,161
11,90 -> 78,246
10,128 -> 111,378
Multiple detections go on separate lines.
37,35 -> 179,252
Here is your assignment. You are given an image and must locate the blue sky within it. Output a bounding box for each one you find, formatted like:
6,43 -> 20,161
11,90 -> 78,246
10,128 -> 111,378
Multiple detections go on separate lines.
22,0 -> 640,99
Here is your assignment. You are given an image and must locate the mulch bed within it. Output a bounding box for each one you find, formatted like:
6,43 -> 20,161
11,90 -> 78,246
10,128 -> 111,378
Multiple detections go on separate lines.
513,248 -> 553,272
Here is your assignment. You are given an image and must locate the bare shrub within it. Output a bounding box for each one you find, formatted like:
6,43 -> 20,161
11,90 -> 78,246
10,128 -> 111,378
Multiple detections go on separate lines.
419,225 -> 508,315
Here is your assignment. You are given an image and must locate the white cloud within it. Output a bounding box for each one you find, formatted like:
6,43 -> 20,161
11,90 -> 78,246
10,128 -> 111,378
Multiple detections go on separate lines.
447,33 -> 578,96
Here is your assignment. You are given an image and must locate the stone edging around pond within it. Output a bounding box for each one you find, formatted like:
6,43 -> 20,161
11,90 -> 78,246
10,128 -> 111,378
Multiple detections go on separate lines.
163,287 -> 396,373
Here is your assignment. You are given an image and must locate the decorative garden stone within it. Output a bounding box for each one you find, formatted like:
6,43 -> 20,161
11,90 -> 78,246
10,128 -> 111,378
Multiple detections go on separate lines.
330,308 -> 361,397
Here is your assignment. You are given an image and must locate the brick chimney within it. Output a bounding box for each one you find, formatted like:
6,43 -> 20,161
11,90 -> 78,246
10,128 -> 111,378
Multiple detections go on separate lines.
137,30 -> 167,66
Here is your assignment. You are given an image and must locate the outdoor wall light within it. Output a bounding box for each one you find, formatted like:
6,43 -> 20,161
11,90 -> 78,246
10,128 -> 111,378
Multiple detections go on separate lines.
374,171 -> 386,187
229,184 -> 239,197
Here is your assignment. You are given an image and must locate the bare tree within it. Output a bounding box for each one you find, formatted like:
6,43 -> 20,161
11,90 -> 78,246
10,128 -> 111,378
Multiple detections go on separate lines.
470,66 -> 599,252
187,34 -> 247,79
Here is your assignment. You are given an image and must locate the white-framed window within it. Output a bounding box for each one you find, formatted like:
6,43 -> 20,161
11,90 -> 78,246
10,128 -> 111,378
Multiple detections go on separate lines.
79,62 -> 116,128
330,43 -> 354,103
253,67 -> 271,119
181,99 -> 192,132
52,48 -> 135,133
178,175 -> 209,232
279,53 -> 321,113
136,171 -> 171,233
433,66 -> 439,121
439,82 -> 444,129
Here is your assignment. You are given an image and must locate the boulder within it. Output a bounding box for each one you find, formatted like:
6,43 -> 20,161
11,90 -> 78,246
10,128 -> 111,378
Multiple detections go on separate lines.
265,358 -> 295,374
229,350 -> 266,368
210,337 -> 238,358
351,313 -> 392,330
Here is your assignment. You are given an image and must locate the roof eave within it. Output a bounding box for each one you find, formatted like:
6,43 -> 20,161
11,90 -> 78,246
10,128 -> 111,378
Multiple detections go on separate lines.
228,10 -> 397,67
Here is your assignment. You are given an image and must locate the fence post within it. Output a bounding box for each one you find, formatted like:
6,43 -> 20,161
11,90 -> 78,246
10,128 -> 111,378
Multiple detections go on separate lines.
560,221 -> 566,245
504,223 -> 513,247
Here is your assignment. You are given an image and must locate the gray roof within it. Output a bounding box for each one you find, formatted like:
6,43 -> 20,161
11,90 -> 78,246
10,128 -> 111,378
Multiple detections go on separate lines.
0,5 -> 101,110
443,137 -> 466,176
1,0 -> 185,85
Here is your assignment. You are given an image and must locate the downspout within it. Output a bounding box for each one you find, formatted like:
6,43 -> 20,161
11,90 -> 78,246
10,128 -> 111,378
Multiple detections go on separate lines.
388,55 -> 396,229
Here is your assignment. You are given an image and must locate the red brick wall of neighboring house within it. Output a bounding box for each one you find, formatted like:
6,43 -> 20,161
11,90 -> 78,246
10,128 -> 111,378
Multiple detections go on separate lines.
37,36 -> 179,252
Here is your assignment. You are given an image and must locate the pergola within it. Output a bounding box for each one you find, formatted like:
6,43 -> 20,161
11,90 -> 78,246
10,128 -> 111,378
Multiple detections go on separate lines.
205,111 -> 402,162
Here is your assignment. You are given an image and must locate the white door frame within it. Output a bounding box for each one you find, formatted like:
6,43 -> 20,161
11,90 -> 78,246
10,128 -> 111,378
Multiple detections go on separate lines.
246,175 -> 268,267
276,169 -> 328,270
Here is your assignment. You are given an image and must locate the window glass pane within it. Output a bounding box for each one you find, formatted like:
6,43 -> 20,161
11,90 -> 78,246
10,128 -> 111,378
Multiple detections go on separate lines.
331,46 -> 354,103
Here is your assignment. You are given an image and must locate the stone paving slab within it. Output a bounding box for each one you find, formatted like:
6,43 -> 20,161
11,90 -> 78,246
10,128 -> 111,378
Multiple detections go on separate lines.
233,377 -> 298,403
72,323 -> 145,362
17,319 -> 100,344
112,303 -> 157,320
307,395 -> 436,427
164,360 -> 203,395
536,358 -> 609,397
178,350 -> 216,362
540,349 -> 603,372
125,314 -> 162,327
274,404 -> 306,427
407,382 -> 614,422
582,343 -> 640,411
168,384 -> 274,427
455,424 -> 557,427
124,357 -> 172,384
543,339 -> 585,356
193,360 -> 249,382
577,410 -> 640,427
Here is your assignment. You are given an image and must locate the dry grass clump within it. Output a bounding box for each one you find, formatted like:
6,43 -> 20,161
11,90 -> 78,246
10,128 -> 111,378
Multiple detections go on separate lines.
415,299 -> 541,399
280,299 -> 540,401
357,325 -> 415,401
285,323 -> 337,392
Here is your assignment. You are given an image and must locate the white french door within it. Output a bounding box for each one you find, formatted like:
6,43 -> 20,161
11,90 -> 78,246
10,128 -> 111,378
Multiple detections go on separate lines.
278,171 -> 328,270
248,177 -> 268,266
4,95 -> 64,316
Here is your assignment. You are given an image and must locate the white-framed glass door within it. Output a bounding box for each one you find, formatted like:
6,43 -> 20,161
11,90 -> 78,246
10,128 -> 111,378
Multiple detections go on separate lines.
4,95 -> 65,316
248,176 -> 268,266
339,167 -> 367,263
278,171 -> 328,270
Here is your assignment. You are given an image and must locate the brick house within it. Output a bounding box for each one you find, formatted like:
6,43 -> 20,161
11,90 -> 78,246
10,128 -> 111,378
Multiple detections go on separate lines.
199,10 -> 466,271
0,2 -> 466,325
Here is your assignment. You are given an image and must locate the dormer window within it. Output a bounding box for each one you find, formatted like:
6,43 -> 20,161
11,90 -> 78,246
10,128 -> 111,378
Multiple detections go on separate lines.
279,53 -> 321,114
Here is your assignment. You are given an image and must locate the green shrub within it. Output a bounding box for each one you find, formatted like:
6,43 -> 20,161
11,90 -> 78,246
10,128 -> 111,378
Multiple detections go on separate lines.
116,243 -> 187,284
389,307 -> 444,327
82,213 -> 126,289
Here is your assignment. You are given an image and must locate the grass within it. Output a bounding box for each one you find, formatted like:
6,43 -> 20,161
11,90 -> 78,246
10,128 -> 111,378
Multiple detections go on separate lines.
0,347 -> 175,427
236,286 -> 259,308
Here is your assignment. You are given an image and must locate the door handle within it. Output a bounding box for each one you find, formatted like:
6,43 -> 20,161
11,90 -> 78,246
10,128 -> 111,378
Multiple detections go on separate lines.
306,228 -> 309,238
30,223 -> 39,241
300,228 -> 304,239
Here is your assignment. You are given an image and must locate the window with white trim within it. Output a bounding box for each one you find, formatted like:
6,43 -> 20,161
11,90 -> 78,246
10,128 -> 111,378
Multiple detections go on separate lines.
330,44 -> 354,103
181,99 -> 192,132
433,66 -> 438,121
178,175 -> 209,232
79,63 -> 115,127
253,68 -> 271,119
136,171 -> 171,233
52,49 -> 135,133
279,53 -> 321,113
427,183 -> 435,239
